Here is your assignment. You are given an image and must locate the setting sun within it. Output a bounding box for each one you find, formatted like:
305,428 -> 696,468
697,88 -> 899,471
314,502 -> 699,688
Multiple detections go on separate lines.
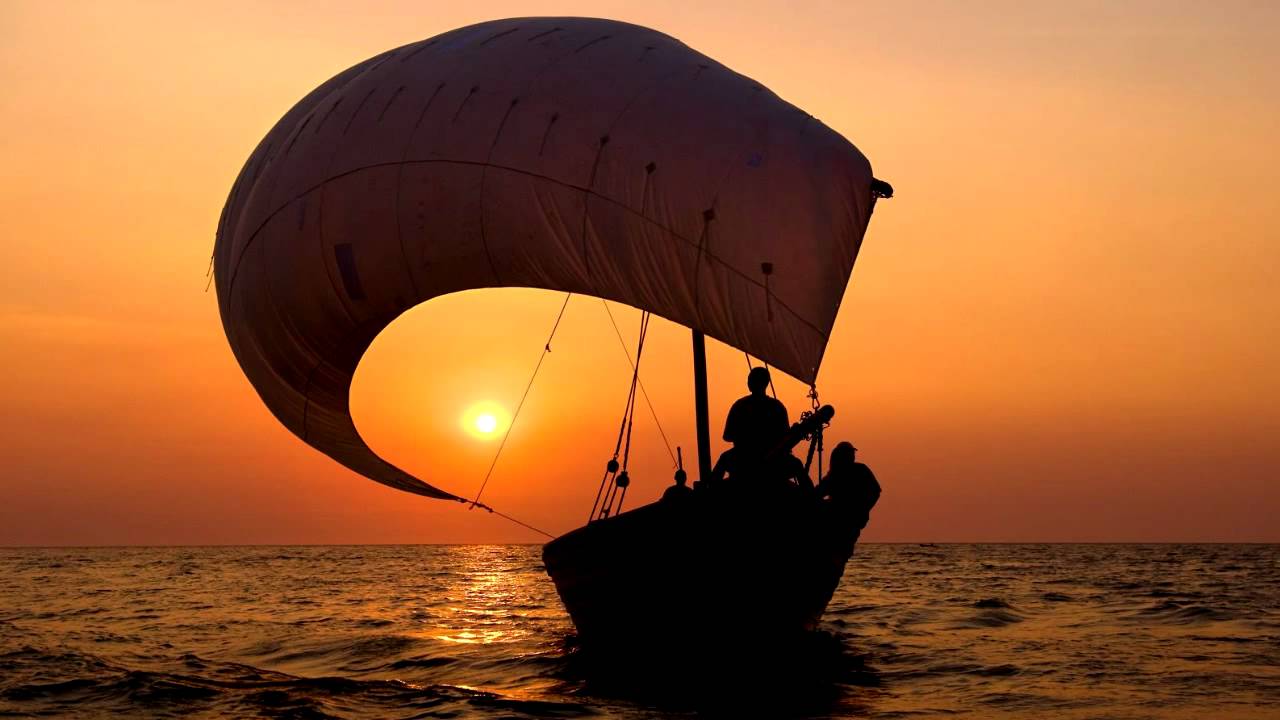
461,402 -> 510,440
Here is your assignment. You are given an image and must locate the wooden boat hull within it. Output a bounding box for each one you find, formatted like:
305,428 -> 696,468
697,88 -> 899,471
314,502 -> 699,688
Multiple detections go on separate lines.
542,485 -> 860,656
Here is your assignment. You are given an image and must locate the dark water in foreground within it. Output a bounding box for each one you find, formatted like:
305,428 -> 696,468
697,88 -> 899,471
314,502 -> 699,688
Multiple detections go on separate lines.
1,545 -> 1277,719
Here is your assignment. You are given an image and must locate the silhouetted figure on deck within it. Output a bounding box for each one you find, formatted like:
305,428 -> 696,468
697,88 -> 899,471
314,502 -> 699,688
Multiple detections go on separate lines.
711,367 -> 790,484
724,367 -> 789,452
662,465 -> 693,501
773,451 -> 814,491
816,442 -> 880,532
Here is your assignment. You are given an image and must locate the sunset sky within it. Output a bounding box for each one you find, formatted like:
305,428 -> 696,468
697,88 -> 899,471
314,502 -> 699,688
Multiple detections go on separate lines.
2,0 -> 1277,544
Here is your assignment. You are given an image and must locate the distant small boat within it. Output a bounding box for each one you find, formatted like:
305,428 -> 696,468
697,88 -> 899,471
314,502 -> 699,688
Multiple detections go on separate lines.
213,17 -> 890,660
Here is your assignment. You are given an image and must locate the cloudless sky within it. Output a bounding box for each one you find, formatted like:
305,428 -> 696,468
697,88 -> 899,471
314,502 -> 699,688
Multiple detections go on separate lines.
1,0 -> 1277,544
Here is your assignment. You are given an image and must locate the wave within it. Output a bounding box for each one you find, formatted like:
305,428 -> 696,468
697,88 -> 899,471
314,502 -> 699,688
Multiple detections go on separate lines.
0,645 -> 575,720
952,609 -> 1025,628
388,656 -> 460,670
1129,600 -> 1233,624
247,633 -> 425,670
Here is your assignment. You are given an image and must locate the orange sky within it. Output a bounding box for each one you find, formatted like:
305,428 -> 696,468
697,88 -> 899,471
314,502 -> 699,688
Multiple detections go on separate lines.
1,1 -> 1277,544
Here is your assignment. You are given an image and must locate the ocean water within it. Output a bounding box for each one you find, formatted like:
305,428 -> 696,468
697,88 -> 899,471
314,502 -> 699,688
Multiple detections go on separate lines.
1,544 -> 1276,719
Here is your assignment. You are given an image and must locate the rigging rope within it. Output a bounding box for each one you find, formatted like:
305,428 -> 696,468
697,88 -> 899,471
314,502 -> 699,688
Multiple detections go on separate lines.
592,310 -> 651,521
620,311 -> 649,472
743,352 -> 779,398
600,300 -> 676,466
804,384 -> 826,480
604,311 -> 649,518
611,312 -> 650,516
470,292 -> 572,509
204,254 -> 215,292
463,498 -> 555,539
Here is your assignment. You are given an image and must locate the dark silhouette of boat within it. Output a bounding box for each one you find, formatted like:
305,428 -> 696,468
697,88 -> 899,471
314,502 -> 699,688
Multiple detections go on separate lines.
545,386 -> 865,655
544,409 -> 862,656
211,16 -> 892,663
545,494 -> 855,649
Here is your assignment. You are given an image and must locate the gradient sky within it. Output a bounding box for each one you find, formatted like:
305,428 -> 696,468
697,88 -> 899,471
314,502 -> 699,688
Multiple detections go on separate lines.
2,0 -> 1277,544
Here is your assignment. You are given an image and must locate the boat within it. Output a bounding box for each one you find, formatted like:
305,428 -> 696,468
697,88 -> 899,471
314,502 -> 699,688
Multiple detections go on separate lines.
543,406 -> 862,657
212,17 -> 890,661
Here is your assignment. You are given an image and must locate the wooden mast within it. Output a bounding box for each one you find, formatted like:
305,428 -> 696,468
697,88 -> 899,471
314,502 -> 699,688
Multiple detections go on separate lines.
692,329 -> 712,482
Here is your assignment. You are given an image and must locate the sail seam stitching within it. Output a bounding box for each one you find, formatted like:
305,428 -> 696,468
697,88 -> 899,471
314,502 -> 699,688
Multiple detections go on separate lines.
224,158 -> 830,339
477,96 -> 522,284
393,81 -> 448,300
294,58 -> 404,441
576,61 -> 692,294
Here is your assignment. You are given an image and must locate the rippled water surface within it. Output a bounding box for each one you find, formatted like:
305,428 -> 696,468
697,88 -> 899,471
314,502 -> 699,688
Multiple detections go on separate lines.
1,544 -> 1277,718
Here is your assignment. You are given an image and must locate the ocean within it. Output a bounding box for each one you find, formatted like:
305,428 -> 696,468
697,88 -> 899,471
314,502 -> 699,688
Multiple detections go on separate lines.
1,544 -> 1276,718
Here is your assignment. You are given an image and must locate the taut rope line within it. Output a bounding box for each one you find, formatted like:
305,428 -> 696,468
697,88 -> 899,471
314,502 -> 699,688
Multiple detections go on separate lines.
465,498 -> 555,539
601,300 -> 677,466
470,292 -> 573,509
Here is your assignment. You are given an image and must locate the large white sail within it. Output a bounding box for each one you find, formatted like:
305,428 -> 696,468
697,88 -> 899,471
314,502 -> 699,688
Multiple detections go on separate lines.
214,17 -> 880,500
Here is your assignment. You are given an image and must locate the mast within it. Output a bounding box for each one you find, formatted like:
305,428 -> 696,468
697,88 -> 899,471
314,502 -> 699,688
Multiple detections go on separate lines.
691,329 -> 712,483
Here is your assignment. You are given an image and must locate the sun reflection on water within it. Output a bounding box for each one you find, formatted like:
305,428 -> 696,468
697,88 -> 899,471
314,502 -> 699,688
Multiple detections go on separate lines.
423,547 -> 545,648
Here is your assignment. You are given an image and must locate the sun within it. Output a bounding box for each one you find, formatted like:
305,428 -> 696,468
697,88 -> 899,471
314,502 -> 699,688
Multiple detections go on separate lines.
461,401 -> 509,440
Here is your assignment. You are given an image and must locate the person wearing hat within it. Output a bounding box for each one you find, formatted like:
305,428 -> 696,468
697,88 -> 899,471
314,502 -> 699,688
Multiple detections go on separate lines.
815,441 -> 881,532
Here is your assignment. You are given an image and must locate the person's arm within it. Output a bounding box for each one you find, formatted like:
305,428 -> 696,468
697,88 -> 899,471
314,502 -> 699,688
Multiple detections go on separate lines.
814,475 -> 829,499
794,458 -> 814,491
710,449 -> 733,483
860,466 -> 882,509
774,400 -> 790,433
722,401 -> 739,442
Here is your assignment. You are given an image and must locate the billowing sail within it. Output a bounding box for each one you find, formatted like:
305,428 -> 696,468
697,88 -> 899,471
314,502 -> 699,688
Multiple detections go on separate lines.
214,17 -> 880,500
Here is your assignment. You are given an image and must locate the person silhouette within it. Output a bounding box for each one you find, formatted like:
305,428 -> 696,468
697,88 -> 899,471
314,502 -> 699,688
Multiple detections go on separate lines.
816,442 -> 880,531
662,465 -> 693,501
773,450 -> 814,491
709,367 -> 790,485
723,367 -> 789,452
